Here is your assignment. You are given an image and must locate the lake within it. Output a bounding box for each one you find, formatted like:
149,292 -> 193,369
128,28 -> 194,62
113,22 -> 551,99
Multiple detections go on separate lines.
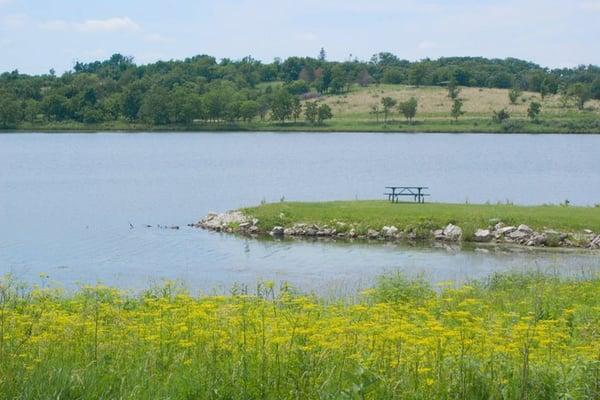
1,132 -> 599,293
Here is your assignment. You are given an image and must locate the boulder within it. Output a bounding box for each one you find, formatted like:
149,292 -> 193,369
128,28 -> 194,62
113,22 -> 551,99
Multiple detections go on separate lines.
433,229 -> 445,240
473,229 -> 492,242
517,224 -> 533,233
443,224 -> 463,241
497,226 -> 517,236
382,226 -> 399,237
590,235 -> 600,249
283,228 -> 295,236
306,227 -> 318,236
508,230 -> 530,241
270,226 -> 284,237
367,229 -> 380,239
531,233 -> 547,246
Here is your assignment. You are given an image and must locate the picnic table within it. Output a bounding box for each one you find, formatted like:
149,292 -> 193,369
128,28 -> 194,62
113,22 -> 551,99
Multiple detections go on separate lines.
385,186 -> 430,203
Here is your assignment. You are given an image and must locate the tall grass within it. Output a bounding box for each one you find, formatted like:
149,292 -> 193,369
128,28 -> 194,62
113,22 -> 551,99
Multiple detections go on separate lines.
0,272 -> 599,399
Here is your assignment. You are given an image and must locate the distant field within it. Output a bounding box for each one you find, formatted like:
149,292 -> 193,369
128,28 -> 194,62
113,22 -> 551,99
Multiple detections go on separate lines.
317,84 -> 600,120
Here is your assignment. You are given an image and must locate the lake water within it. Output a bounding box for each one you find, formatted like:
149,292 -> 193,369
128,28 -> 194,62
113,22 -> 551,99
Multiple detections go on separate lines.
1,132 -> 599,293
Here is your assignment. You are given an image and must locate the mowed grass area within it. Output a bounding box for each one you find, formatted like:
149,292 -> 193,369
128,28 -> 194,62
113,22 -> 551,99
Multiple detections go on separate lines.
242,201 -> 600,239
1,272 -> 599,399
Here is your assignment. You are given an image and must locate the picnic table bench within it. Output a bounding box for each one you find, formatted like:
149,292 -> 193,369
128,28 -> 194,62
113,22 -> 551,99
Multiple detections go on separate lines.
385,186 -> 430,203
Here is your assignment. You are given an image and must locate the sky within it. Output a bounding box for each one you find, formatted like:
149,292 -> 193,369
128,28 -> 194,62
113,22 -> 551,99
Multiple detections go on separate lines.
1,0 -> 600,74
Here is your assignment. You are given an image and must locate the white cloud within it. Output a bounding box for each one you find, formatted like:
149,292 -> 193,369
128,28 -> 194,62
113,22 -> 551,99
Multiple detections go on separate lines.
580,1 -> 600,10
76,17 -> 140,32
41,17 -> 141,33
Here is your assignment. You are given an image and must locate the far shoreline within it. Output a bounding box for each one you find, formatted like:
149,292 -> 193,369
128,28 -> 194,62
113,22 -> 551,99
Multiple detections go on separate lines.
3,126 -> 600,135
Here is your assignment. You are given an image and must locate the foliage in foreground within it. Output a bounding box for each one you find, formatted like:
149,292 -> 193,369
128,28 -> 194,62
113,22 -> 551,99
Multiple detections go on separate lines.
0,273 -> 599,399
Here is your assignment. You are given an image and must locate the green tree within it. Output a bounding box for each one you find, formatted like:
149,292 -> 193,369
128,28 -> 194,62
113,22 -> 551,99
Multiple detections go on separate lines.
41,93 -> 69,121
370,104 -> 381,123
239,100 -> 259,122
568,83 -> 592,110
316,104 -> 333,124
527,101 -> 542,122
508,87 -> 521,105
0,91 -> 21,128
170,87 -> 203,124
304,101 -> 318,124
450,99 -> 464,122
139,86 -> 172,125
398,97 -> 418,123
381,97 -> 397,123
203,82 -> 236,122
493,109 -> 510,123
271,90 -> 294,123
121,82 -> 146,121
291,97 -> 302,123
409,64 -> 428,87
318,47 -> 326,61
591,78 -> 600,100
447,81 -> 461,100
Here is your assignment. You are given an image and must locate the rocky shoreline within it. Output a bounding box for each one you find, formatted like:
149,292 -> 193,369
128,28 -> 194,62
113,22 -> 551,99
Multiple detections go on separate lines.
194,211 -> 600,250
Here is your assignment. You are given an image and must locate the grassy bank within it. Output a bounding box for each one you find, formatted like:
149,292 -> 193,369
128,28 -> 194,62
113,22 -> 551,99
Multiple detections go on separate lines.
4,85 -> 600,134
242,201 -> 600,240
1,272 -> 599,399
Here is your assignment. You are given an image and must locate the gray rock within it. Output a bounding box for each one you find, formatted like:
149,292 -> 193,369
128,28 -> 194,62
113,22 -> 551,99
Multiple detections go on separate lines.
517,224 -> 533,233
497,226 -> 517,236
583,229 -> 593,234
283,228 -> 295,236
508,230 -> 530,241
348,229 -> 357,238
494,222 -> 505,231
239,222 -> 251,229
382,226 -> 399,237
367,229 -> 380,239
443,224 -> 463,241
474,229 -> 492,242
270,226 -> 284,237
531,234 -> 547,246
433,229 -> 445,240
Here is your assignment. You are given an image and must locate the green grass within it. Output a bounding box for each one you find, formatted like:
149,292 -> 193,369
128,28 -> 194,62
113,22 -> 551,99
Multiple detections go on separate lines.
242,201 -> 600,239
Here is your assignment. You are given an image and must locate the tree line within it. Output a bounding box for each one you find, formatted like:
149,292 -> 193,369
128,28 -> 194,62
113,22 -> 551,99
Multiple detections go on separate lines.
1,51 -> 600,128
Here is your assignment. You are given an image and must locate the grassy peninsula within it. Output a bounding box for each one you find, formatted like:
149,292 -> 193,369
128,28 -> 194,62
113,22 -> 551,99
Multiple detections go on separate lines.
240,201 -> 600,241
2,272 -> 600,398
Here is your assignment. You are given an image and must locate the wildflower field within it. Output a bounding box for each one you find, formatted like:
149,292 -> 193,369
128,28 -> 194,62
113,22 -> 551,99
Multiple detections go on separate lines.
1,273 -> 599,399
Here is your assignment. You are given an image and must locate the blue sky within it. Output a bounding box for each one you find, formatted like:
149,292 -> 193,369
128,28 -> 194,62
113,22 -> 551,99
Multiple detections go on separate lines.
1,0 -> 600,74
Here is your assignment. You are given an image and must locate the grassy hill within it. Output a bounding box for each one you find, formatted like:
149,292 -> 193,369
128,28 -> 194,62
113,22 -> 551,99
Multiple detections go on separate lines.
305,84 -> 600,133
